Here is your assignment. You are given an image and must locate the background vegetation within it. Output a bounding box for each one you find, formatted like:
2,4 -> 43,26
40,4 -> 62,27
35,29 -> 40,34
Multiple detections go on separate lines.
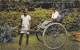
0,8 -> 80,33
0,0 -> 80,50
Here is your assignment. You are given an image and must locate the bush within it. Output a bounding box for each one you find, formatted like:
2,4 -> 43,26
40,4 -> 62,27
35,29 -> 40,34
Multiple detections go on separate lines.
0,24 -> 14,43
0,8 -> 80,38
63,8 -> 80,32
30,8 -> 52,29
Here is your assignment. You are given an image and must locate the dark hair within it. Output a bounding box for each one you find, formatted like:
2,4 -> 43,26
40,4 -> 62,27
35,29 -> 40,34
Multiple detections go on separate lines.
21,8 -> 27,13
23,11 -> 27,13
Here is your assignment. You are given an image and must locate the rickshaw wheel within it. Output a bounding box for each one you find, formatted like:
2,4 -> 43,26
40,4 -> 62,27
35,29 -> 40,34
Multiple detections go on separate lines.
36,28 -> 44,43
42,23 -> 68,49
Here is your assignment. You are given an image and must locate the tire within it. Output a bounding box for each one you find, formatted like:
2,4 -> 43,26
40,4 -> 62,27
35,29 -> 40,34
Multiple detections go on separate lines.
36,28 -> 43,43
42,23 -> 68,49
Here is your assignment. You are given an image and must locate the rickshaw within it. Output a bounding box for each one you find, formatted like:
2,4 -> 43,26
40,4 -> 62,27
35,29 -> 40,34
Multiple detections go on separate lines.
0,9 -> 68,50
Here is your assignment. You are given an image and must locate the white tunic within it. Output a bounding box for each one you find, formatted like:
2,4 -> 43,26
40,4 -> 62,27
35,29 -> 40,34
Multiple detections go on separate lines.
20,15 -> 31,34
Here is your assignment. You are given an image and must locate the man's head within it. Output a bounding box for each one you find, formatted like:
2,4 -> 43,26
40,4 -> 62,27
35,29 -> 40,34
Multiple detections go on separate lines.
23,9 -> 28,16
52,8 -> 59,13
56,8 -> 61,12
23,11 -> 27,16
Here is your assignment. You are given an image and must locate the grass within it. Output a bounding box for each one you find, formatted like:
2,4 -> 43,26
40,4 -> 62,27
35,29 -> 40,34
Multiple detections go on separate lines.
0,34 -> 80,50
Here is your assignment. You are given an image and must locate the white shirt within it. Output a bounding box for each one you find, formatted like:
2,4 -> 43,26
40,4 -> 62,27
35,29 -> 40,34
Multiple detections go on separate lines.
21,15 -> 31,28
51,11 -> 61,19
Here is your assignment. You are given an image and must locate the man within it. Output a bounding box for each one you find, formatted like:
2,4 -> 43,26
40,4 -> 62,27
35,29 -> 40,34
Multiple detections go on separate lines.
38,8 -> 65,29
51,8 -> 64,23
18,9 -> 31,48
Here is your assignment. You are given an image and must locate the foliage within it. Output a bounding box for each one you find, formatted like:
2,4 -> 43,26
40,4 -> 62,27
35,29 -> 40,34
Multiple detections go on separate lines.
0,8 -> 80,39
0,24 -> 14,43
30,8 -> 52,29
63,8 -> 80,32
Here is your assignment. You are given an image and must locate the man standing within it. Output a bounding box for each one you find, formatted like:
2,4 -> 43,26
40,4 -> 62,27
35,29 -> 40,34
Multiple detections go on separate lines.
18,9 -> 31,49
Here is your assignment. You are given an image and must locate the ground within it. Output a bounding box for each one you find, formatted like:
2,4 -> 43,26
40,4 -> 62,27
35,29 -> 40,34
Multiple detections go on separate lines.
0,34 -> 80,50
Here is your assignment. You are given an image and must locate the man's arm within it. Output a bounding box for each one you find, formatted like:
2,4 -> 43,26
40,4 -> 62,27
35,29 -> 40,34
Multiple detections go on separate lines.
18,18 -> 22,34
29,20 -> 31,29
29,15 -> 31,30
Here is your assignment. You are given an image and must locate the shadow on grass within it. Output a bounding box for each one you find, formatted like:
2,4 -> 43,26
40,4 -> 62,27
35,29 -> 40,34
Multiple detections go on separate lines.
0,35 -> 80,50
